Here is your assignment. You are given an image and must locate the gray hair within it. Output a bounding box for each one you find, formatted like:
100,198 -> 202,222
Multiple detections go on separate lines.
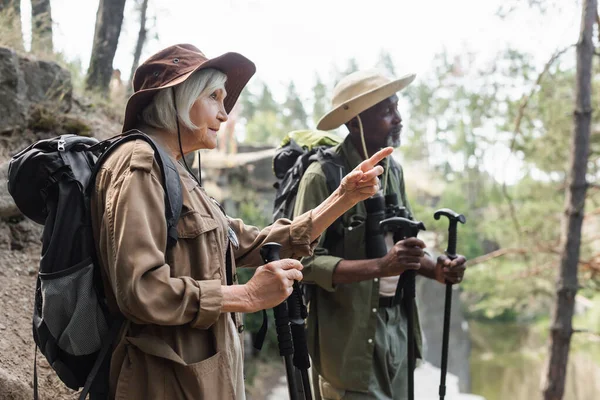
140,68 -> 228,131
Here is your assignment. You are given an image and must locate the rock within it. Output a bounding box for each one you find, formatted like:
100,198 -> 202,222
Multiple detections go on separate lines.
19,55 -> 72,113
0,220 -> 12,250
0,46 -> 72,134
0,366 -> 32,400
0,161 -> 20,219
8,218 -> 42,250
0,47 -> 28,133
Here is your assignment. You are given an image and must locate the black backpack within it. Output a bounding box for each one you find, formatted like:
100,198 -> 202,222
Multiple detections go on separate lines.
272,130 -> 345,223
7,131 -> 183,399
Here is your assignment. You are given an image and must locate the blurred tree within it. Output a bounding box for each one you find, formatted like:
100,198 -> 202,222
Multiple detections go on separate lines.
543,0 -> 595,398
312,74 -> 328,126
129,0 -> 150,86
86,0 -> 127,94
377,50 -> 396,76
31,0 -> 53,54
282,81 -> 308,132
343,57 -> 359,75
0,0 -> 23,50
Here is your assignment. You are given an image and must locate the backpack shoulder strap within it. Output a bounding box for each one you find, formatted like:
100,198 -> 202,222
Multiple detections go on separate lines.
311,147 -> 346,242
313,146 -> 345,194
90,132 -> 183,248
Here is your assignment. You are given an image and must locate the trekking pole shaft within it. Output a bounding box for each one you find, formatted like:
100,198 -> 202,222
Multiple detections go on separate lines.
287,282 -> 313,400
260,243 -> 299,400
405,270 -> 416,400
439,282 -> 452,400
300,369 -> 313,400
433,209 -> 466,400
284,356 -> 299,400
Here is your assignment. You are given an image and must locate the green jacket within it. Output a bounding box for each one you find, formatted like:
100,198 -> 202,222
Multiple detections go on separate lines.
293,135 -> 423,392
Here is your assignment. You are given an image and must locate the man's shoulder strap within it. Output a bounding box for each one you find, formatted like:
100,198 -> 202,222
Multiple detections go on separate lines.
311,146 -> 345,195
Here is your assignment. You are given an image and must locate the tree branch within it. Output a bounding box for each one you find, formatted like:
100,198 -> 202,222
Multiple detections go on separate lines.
468,247 -> 529,266
573,328 -> 600,339
501,45 -> 575,240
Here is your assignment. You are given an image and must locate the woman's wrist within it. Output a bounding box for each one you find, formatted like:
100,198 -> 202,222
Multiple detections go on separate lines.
221,284 -> 254,313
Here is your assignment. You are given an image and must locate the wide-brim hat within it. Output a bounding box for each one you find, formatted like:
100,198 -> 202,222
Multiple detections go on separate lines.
316,69 -> 416,131
122,43 -> 256,132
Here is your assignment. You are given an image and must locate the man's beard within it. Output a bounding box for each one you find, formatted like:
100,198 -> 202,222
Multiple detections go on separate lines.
386,131 -> 401,148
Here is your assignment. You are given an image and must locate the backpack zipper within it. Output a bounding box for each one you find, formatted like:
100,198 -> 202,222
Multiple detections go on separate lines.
57,138 -> 66,151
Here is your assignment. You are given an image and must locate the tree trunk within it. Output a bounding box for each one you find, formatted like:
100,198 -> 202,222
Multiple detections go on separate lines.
85,0 -> 127,94
31,0 -> 53,54
129,0 -> 149,86
542,1 -> 595,399
0,0 -> 23,50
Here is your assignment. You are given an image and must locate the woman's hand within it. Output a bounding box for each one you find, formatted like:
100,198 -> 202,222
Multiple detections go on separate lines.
337,147 -> 394,205
243,259 -> 304,312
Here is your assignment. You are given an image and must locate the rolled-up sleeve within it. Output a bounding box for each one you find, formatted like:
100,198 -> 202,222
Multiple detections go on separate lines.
292,165 -> 342,292
98,162 -> 222,329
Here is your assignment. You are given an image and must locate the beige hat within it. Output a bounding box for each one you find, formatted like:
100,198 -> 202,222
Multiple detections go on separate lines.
316,69 -> 416,131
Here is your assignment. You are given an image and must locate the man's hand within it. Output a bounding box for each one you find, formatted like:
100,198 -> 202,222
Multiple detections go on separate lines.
434,255 -> 467,284
377,237 -> 425,277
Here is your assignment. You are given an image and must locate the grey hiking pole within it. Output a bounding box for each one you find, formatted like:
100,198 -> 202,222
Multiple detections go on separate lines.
380,217 -> 426,400
433,209 -> 466,400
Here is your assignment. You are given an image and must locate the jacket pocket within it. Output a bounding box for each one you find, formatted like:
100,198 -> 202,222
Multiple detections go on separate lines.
172,351 -> 235,399
118,337 -> 235,399
172,211 -> 222,279
342,214 -> 366,261
177,211 -> 219,238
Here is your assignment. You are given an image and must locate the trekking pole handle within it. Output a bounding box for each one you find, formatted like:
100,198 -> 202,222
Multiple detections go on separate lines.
260,242 -> 282,263
433,209 -> 466,260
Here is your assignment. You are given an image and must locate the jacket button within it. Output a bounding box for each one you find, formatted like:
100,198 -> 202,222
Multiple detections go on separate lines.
368,338 -> 373,344
238,324 -> 245,333
374,278 -> 379,283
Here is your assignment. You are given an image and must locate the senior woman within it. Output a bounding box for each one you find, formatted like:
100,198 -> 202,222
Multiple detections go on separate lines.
90,44 -> 392,400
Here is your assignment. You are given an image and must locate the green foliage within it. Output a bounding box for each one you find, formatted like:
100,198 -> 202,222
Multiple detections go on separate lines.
28,106 -> 92,136
282,82 -> 308,131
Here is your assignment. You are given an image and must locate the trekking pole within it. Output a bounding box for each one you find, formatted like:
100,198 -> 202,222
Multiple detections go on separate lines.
260,243 -> 299,400
380,217 -> 426,400
287,283 -> 313,400
433,209 -> 466,400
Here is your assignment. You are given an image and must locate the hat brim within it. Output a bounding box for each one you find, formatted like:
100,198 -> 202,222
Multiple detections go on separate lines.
316,74 -> 416,131
122,52 -> 256,132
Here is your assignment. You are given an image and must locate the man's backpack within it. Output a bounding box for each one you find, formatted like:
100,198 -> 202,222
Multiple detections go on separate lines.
7,131 -> 183,399
272,129 -> 345,223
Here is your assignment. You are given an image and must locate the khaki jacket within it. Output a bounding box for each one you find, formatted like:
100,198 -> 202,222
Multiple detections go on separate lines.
91,139 -> 317,399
